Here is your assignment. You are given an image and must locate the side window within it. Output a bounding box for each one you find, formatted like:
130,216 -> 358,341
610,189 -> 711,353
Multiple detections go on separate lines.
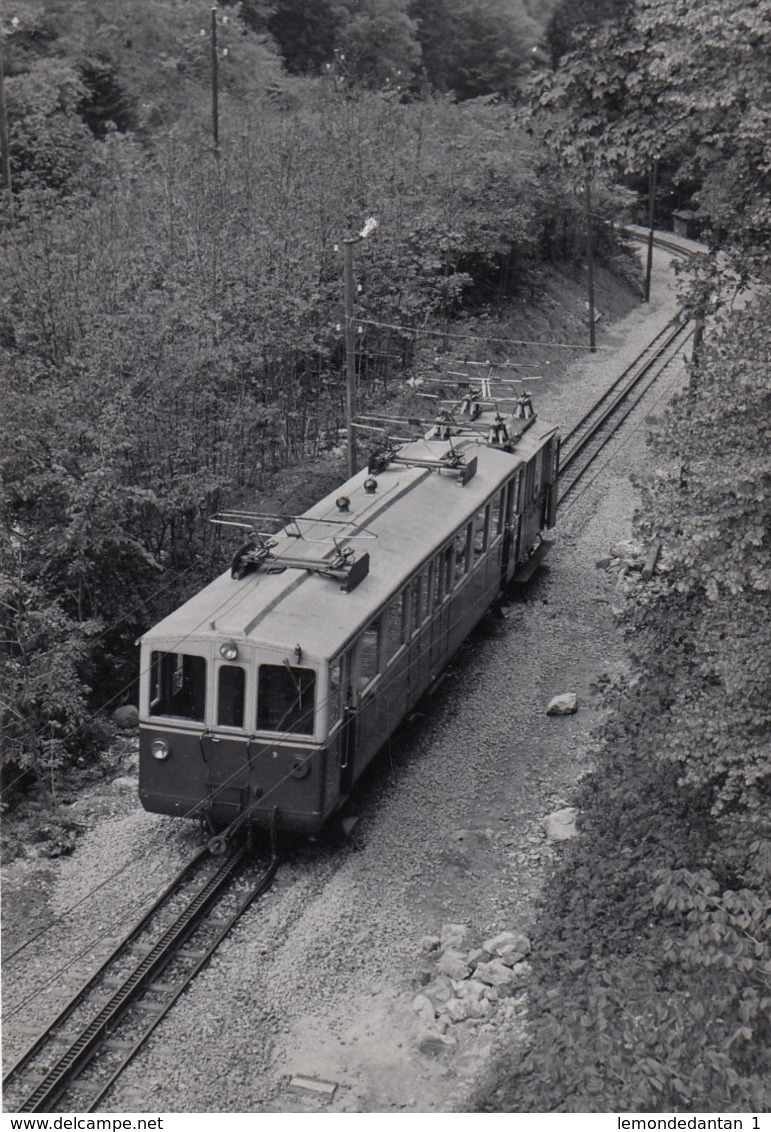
383,592 -> 405,663
410,576 -> 421,636
534,448 -> 545,493
443,543 -> 454,598
433,552 -> 445,606
421,564 -> 433,623
359,621 -> 381,688
217,665 -> 245,728
454,524 -> 471,583
472,507 -> 489,562
328,658 -> 342,727
150,652 -> 206,721
490,490 -> 504,539
257,664 -> 316,734
521,461 -> 535,507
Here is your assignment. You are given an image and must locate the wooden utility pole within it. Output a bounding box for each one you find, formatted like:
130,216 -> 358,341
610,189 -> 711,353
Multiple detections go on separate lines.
211,6 -> 219,158
342,217 -> 378,478
585,178 -> 596,352
0,35 -> 12,199
644,157 -> 659,302
344,237 -> 357,478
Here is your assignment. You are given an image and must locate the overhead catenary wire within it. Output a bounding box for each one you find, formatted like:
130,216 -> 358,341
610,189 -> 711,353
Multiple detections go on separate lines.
356,317 -> 616,350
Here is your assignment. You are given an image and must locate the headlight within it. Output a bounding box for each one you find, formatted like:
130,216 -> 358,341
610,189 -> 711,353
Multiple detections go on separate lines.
151,739 -> 170,760
220,641 -> 238,661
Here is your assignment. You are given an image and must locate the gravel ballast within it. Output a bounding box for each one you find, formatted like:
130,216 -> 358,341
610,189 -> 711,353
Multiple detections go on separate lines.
2,246 -> 687,1113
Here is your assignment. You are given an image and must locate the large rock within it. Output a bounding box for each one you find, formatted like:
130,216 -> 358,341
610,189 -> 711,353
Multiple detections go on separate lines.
440,922 -> 471,950
422,977 -> 454,1006
437,949 -> 471,981
113,705 -> 139,730
544,807 -> 578,841
417,1029 -> 456,1056
444,997 -> 470,1023
482,931 -> 531,958
610,539 -> 642,560
546,693 -> 577,716
474,960 -> 515,988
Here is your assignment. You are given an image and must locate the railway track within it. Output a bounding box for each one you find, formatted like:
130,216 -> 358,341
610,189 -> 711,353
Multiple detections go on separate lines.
3,844 -> 279,1113
557,315 -> 693,505
556,225 -> 698,505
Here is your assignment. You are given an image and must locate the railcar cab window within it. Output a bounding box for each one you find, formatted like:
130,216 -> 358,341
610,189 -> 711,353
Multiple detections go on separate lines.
150,652 -> 206,721
257,663 -> 316,735
218,665 -> 245,728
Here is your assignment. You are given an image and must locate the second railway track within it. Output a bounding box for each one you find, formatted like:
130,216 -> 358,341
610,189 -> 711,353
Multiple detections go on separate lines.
3,844 -> 279,1113
557,315 -> 693,505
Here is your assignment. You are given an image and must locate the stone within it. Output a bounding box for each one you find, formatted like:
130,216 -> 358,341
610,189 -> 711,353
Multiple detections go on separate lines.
482,931 -> 531,958
546,693 -> 578,716
444,997 -> 470,1023
507,961 -> 532,986
113,705 -> 139,730
610,539 -> 642,560
456,978 -> 487,1003
412,994 -> 436,1028
594,556 -> 613,569
419,935 -> 441,953
112,775 -> 136,790
544,807 -> 578,841
440,922 -> 471,950
474,960 -> 515,988
467,996 -> 494,1019
422,977 -> 454,1006
417,1029 -> 456,1056
437,949 -> 471,981
497,949 -> 527,967
466,948 -> 488,967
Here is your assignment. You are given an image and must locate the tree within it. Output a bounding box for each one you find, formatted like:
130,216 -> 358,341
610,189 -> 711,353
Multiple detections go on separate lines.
412,0 -> 540,99
525,0 -> 771,274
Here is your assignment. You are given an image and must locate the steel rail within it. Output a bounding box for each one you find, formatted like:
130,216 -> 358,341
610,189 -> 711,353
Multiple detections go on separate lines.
3,845 -> 211,1087
84,853 -> 280,1112
10,844 -> 272,1113
558,321 -> 693,505
560,316 -> 685,453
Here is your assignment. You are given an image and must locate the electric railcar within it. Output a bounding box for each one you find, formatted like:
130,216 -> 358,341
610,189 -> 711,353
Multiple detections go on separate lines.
138,404 -> 559,839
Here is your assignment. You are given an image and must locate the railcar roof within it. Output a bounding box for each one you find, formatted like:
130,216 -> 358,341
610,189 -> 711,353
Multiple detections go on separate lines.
141,418 -> 556,662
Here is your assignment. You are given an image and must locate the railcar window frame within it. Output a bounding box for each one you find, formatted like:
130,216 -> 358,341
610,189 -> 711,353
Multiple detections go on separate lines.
357,619 -> 381,692
454,522 -> 472,586
256,662 -> 317,736
217,663 -> 246,729
149,651 -> 207,723
490,490 -> 504,541
383,589 -> 407,667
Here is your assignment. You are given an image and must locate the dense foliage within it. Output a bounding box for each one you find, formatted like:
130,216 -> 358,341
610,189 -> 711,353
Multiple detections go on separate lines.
1,1 -> 621,795
485,294 -> 770,1113
475,0 -> 771,1111
526,0 -> 771,277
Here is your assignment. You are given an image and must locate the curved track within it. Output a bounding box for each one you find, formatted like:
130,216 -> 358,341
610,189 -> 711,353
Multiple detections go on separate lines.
4,846 -> 279,1113
557,230 -> 696,506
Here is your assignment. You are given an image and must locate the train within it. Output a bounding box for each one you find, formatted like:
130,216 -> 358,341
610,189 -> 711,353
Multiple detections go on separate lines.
138,390 -> 559,842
